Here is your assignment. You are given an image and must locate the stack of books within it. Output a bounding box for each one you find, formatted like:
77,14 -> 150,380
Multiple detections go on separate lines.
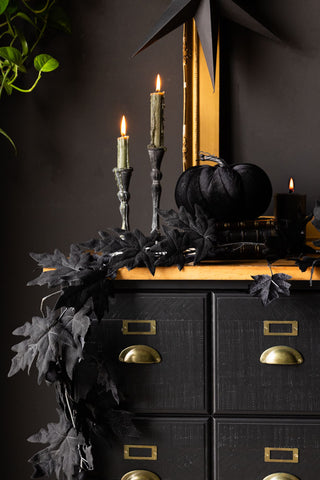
213,216 -> 277,259
215,216 -> 276,243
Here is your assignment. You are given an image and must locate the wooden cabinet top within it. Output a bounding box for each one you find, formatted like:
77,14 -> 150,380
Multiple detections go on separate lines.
116,260 -> 320,281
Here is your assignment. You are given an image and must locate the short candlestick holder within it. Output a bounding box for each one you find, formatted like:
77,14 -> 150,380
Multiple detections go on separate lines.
113,167 -> 133,231
148,145 -> 166,235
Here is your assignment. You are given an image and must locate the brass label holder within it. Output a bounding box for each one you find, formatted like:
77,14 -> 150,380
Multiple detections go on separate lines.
122,320 -> 156,335
124,445 -> 157,461
264,447 -> 299,463
263,321 -> 298,336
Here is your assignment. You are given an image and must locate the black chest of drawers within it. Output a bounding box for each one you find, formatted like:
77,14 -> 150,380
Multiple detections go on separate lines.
87,280 -> 320,480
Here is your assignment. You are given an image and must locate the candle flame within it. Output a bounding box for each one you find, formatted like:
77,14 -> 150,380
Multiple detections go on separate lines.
156,74 -> 161,92
120,115 -> 126,136
289,177 -> 294,193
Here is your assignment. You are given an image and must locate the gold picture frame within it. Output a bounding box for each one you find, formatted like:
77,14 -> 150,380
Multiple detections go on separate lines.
182,19 -> 220,170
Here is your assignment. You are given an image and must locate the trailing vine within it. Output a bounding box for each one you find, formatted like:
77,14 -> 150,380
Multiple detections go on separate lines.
8,202 -> 320,479
0,0 -> 70,150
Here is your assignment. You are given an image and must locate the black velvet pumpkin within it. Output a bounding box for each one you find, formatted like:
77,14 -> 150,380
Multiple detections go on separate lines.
175,157 -> 273,221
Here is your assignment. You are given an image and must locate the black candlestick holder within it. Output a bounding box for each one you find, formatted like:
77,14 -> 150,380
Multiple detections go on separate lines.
113,167 -> 133,231
148,145 -> 166,235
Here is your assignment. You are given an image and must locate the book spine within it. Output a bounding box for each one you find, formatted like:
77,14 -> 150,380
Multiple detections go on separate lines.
216,225 -> 276,244
215,218 -> 277,231
214,243 -> 266,259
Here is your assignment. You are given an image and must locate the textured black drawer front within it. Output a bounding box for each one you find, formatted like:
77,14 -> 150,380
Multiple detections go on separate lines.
215,418 -> 320,479
94,417 -> 211,480
88,292 -> 209,413
215,292 -> 320,414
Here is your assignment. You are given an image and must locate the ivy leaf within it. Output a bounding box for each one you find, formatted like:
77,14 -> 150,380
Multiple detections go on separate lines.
14,26 -> 28,56
28,409 -> 92,479
56,272 -> 115,321
0,0 -> 9,15
312,200 -> 320,231
0,46 -> 26,71
8,307 -> 82,383
15,11 -> 38,29
48,4 -> 72,34
151,227 -> 189,270
249,273 -> 292,305
109,229 -> 157,275
34,54 -> 59,72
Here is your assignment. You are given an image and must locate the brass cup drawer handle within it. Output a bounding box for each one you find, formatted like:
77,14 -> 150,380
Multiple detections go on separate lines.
263,474 -> 300,480
121,470 -> 160,480
119,345 -> 162,364
260,345 -> 304,365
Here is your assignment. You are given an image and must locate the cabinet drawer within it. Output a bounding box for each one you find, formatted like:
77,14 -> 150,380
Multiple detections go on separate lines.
87,292 -> 209,413
94,417 -> 211,480
215,292 -> 320,414
215,418 -> 320,480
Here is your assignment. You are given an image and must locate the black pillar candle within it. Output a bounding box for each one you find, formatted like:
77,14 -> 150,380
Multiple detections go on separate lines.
274,178 -> 306,221
273,178 -> 307,256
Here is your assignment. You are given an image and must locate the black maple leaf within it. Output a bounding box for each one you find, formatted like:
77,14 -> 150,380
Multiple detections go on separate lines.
71,304 -> 92,345
151,227 -> 190,270
56,271 -> 115,321
8,307 -> 84,384
249,273 -> 292,305
295,256 -> 320,285
28,409 -> 93,479
28,244 -> 103,289
73,355 -> 119,405
159,205 -> 217,264
88,403 -> 139,443
109,229 -> 157,275
97,229 -> 125,254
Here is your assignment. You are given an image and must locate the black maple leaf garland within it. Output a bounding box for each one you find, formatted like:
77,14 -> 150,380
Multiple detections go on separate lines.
8,203 -> 320,479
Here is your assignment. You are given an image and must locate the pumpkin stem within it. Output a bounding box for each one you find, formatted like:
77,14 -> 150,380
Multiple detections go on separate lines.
198,151 -> 227,167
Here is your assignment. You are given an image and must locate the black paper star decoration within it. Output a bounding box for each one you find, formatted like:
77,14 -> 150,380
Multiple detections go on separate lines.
135,0 -> 277,90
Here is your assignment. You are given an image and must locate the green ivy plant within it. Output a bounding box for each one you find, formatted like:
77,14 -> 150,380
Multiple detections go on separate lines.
0,0 -> 70,151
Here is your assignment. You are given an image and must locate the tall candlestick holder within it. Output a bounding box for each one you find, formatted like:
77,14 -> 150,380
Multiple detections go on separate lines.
113,167 -> 133,231
148,145 -> 166,235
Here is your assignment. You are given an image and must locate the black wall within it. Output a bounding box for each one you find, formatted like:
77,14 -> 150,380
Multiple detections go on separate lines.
2,1 -> 319,478
220,0 -> 320,210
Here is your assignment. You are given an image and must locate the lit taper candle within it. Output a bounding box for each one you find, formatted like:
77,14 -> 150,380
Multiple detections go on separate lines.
150,74 -> 165,147
117,115 -> 129,169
